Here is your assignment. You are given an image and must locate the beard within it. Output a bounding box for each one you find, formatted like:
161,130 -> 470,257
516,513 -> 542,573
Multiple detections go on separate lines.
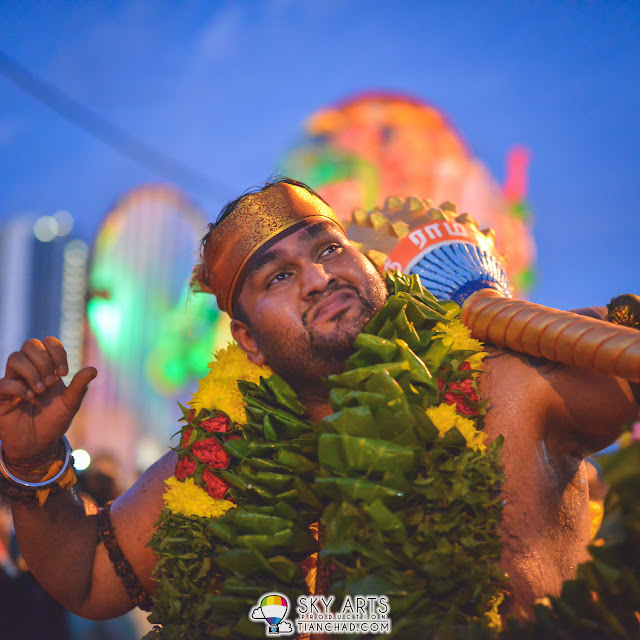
251,271 -> 388,395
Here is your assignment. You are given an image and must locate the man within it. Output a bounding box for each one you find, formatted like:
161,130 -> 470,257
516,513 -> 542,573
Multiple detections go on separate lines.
0,178 -> 637,625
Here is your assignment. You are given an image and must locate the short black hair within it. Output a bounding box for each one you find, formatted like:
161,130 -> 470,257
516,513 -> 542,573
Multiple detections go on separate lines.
199,177 -> 329,321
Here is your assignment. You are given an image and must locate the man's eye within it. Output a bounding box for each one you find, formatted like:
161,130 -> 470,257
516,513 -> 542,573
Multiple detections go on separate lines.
320,243 -> 341,258
268,272 -> 290,287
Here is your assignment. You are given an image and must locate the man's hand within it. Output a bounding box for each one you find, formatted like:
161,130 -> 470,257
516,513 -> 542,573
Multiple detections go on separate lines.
0,337 -> 96,462
2,337 -> 169,619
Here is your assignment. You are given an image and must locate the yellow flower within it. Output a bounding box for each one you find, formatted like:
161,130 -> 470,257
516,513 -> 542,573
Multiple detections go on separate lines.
465,350 -> 487,377
485,591 -> 504,632
163,476 -> 236,519
589,499 -> 604,540
432,318 -> 484,353
188,343 -> 271,423
426,403 -> 486,452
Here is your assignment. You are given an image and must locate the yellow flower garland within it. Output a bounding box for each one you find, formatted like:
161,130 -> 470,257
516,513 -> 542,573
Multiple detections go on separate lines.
188,344 -> 271,423
433,318 -> 487,373
167,345 -> 266,521
163,476 -> 236,519
426,402 -> 487,452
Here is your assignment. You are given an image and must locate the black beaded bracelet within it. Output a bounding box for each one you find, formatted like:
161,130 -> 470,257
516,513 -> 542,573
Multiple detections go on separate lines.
607,294 -> 640,404
98,501 -> 153,611
0,468 -> 67,507
607,294 -> 640,330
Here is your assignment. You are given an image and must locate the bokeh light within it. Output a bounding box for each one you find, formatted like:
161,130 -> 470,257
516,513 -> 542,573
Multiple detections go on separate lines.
72,448 -> 91,471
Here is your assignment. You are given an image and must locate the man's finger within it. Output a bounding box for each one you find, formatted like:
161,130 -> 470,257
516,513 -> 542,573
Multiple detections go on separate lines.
5,351 -> 47,393
22,339 -> 59,387
62,367 -> 97,414
0,378 -> 35,403
42,337 -> 69,377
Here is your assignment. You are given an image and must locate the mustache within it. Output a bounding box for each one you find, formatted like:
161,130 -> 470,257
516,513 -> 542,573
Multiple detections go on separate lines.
301,283 -> 363,327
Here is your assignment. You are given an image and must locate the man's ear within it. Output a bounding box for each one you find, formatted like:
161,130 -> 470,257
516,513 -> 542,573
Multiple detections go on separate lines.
230,319 -> 266,366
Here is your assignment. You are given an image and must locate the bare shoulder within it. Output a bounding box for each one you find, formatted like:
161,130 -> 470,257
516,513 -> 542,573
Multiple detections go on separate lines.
110,449 -> 177,592
480,345 -> 559,397
480,331 -> 637,456
479,345 -> 555,437
112,450 -> 178,517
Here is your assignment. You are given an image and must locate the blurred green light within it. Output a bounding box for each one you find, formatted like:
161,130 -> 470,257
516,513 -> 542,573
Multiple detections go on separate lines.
163,359 -> 188,386
87,298 -> 122,355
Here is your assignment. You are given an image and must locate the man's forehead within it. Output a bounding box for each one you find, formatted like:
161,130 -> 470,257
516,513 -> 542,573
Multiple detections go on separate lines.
295,219 -> 346,244
247,220 -> 346,275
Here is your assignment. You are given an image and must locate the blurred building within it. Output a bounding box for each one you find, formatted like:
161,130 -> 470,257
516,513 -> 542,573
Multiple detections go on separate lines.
0,211 -> 87,372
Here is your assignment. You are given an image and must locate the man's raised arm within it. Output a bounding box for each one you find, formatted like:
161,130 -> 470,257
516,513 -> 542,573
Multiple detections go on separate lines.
0,337 -> 174,618
530,306 -> 639,456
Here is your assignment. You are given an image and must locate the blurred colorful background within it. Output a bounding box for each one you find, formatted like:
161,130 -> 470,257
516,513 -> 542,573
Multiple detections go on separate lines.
1,1 -> 639,479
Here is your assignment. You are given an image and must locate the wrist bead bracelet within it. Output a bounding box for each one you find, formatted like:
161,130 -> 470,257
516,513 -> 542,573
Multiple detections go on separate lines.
0,436 -> 72,488
0,473 -> 66,507
0,437 -> 76,507
3,440 -> 65,470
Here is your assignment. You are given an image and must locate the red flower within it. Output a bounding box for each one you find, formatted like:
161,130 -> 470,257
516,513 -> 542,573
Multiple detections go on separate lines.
223,434 -> 242,443
439,362 -> 481,415
203,468 -> 229,499
443,378 -> 480,416
180,427 -> 193,448
443,390 -> 458,404
200,414 -> 230,433
449,379 -> 479,402
175,455 -> 196,480
451,398 -> 479,416
192,438 -> 230,469
188,408 -> 195,422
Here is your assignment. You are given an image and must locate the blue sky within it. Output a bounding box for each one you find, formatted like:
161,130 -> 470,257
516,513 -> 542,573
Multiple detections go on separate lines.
0,1 -> 638,310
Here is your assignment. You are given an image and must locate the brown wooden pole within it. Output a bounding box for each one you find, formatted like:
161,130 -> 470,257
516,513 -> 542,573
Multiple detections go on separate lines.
460,289 -> 640,382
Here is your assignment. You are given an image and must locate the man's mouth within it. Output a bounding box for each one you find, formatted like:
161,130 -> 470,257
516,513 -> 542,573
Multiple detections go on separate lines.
309,289 -> 359,324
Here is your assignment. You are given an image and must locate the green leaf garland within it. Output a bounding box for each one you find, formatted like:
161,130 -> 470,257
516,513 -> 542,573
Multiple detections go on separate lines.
314,272 -> 505,638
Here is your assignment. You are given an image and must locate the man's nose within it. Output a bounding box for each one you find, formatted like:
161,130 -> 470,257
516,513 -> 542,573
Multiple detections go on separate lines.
300,262 -> 334,299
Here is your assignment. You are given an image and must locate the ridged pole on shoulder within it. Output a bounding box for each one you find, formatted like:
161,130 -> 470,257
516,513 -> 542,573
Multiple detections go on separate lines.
460,288 -> 640,382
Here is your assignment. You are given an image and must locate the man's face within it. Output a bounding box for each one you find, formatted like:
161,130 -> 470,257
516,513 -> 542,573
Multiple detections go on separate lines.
230,222 -> 388,392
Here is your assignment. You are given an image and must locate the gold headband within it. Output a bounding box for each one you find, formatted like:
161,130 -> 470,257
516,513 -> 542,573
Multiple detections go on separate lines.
193,182 -> 344,314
